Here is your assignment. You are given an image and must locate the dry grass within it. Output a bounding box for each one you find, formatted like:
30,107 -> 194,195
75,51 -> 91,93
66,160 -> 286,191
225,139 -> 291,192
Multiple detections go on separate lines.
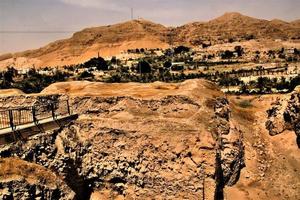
229,97 -> 256,123
238,100 -> 253,108
0,157 -> 59,187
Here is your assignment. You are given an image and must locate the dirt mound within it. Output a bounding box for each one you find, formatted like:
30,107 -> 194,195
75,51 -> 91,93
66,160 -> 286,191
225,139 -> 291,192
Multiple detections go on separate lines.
41,79 -> 221,99
0,89 -> 25,96
0,158 -> 75,199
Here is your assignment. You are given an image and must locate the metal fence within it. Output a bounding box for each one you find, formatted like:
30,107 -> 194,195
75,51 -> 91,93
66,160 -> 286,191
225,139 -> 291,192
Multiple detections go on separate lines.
0,100 -> 71,130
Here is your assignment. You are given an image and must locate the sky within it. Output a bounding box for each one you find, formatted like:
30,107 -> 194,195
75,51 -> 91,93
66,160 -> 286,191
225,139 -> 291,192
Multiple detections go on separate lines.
0,0 -> 300,54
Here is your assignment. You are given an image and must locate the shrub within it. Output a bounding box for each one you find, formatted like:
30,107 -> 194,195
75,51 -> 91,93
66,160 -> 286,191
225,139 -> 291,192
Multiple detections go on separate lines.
238,100 -> 253,108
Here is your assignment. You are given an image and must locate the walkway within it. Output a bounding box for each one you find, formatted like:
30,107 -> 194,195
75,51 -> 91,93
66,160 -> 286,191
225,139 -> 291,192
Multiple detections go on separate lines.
0,100 -> 78,145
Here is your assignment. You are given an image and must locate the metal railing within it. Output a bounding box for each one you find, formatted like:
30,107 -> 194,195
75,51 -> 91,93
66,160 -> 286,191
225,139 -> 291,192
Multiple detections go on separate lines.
0,100 -> 71,131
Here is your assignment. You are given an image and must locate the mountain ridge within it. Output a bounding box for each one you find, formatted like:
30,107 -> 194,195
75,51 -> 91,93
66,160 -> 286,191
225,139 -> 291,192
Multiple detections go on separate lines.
0,12 -> 299,68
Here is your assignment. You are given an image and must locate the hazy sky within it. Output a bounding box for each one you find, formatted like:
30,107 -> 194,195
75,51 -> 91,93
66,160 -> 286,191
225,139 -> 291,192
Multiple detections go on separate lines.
1,0 -> 300,54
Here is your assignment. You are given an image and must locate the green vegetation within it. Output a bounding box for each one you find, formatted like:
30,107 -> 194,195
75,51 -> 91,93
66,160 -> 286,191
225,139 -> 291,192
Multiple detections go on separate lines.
1,45 -> 300,95
83,57 -> 108,71
174,46 -> 190,54
137,60 -> 151,74
238,100 -> 253,108
0,68 -> 70,93
78,71 -> 94,79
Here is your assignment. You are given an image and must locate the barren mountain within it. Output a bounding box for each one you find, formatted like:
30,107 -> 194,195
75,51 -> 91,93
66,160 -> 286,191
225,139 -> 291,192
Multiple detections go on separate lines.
0,19 -> 169,68
291,19 -> 300,27
0,12 -> 299,68
174,12 -> 300,45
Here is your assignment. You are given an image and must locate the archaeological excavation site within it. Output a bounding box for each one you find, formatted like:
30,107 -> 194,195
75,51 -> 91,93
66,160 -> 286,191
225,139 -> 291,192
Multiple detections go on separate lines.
0,80 -> 299,200
1,2 -> 300,199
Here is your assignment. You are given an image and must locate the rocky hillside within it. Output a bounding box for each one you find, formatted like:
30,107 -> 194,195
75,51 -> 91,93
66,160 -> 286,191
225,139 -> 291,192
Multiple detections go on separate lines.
0,158 -> 75,199
175,12 -> 300,45
0,12 -> 299,68
0,19 -> 169,68
266,86 -> 300,148
0,80 -> 245,199
224,94 -> 300,200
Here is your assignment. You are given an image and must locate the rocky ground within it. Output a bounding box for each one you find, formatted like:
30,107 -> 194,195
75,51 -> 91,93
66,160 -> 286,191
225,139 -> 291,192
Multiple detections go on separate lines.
0,80 -> 299,200
0,157 -> 75,200
225,91 -> 300,200
266,87 -> 300,147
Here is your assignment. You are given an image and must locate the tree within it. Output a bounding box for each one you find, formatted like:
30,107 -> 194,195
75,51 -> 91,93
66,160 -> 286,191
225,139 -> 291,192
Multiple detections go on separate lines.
239,84 -> 249,94
267,50 -> 275,59
234,46 -> 244,57
163,61 -> 172,69
174,46 -> 190,54
1,67 -> 16,88
84,57 -> 108,71
279,48 -> 285,54
171,65 -> 184,71
276,76 -> 289,90
3,70 -> 14,83
108,73 -> 122,83
138,60 -> 151,74
228,38 -> 235,43
221,50 -> 234,59
256,77 -> 272,93
245,34 -> 255,40
111,56 -> 117,64
78,71 -> 94,79
289,75 -> 300,91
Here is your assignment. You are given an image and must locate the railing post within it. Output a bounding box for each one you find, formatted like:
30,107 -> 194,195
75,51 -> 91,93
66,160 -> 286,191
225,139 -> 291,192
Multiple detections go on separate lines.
67,100 -> 71,115
8,110 -> 15,131
51,103 -> 56,120
32,106 -> 37,124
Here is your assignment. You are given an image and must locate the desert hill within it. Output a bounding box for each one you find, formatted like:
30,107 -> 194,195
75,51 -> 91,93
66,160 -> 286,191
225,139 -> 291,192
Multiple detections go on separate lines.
0,19 -> 169,68
175,12 -> 300,45
0,12 -> 299,68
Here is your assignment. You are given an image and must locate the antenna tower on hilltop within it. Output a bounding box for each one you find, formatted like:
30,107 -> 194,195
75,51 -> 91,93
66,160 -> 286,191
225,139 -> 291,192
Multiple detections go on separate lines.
131,8 -> 134,20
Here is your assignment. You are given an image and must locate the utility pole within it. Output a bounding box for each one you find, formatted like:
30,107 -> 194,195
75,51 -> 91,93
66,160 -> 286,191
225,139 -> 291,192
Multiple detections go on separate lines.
131,8 -> 134,20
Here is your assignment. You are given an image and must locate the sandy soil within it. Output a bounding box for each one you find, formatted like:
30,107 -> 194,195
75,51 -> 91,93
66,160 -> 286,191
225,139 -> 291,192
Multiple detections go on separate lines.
41,79 -> 221,99
0,89 -> 25,96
